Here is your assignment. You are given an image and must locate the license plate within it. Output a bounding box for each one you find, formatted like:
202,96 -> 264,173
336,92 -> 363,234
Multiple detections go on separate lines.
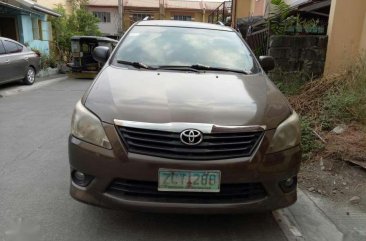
158,169 -> 221,192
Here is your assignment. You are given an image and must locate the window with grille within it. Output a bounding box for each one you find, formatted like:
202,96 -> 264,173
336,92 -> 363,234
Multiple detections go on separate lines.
173,15 -> 192,21
93,12 -> 111,23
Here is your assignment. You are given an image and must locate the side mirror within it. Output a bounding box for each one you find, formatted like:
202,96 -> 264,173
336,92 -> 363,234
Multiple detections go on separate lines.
259,56 -> 275,72
92,46 -> 110,63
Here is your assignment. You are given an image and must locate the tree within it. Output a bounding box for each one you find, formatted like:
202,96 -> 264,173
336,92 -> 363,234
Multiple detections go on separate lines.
50,2 -> 101,61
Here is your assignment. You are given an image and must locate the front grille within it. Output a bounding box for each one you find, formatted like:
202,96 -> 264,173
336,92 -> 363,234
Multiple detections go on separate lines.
116,126 -> 263,160
107,179 -> 267,203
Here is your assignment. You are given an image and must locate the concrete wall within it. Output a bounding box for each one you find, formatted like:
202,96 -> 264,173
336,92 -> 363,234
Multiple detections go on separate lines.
269,35 -> 328,78
87,6 -> 119,35
324,0 -> 366,75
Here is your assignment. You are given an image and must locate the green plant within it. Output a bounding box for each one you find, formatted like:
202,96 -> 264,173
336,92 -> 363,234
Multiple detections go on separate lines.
300,117 -> 323,160
31,48 -> 41,56
320,56 -> 366,125
39,54 -> 59,70
40,55 -> 50,69
50,2 -> 101,62
267,0 -> 292,35
303,18 -> 319,33
270,69 -> 310,96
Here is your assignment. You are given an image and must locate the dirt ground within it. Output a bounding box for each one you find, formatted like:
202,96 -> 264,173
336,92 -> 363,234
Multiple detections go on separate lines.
298,124 -> 366,209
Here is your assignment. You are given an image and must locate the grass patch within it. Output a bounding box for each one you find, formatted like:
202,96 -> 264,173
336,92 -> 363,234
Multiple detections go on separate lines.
272,57 -> 366,159
269,69 -> 309,96
300,117 -> 323,160
322,61 -> 366,125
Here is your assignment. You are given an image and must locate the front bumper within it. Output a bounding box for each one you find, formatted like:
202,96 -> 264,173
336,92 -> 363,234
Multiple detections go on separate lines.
68,123 -> 301,214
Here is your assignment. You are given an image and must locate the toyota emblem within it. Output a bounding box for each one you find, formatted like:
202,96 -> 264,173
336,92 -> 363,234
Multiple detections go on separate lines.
180,129 -> 203,145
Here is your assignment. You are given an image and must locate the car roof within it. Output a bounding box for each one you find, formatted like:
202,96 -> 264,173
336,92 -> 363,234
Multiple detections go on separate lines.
135,20 -> 234,32
0,37 -> 25,46
0,37 -> 20,42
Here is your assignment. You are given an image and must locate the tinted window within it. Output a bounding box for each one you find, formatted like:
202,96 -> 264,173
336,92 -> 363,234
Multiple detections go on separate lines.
0,41 -> 5,55
113,26 -> 257,73
4,40 -> 23,54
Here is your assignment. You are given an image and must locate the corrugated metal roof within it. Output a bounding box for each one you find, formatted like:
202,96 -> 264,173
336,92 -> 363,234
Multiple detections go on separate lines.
88,0 -> 222,10
125,0 -> 159,8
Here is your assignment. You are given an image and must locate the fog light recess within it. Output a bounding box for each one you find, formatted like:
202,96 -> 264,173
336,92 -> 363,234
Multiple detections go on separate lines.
279,176 -> 297,193
72,171 -> 94,187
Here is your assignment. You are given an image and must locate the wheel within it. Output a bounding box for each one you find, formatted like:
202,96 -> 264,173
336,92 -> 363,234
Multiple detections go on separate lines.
23,66 -> 36,85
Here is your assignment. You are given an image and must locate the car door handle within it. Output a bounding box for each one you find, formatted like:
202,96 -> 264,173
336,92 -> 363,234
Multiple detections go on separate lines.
5,60 -> 10,63
24,57 -> 29,61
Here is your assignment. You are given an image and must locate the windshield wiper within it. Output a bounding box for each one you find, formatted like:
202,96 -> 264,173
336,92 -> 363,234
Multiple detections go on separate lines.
156,65 -> 201,72
190,64 -> 250,74
156,64 -> 249,74
117,60 -> 155,69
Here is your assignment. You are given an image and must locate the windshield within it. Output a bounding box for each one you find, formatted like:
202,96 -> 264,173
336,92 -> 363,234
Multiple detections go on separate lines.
112,26 -> 258,73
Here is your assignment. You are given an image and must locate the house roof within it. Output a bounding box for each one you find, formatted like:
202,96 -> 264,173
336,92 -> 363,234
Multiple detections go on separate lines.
203,1 -> 223,10
125,0 -> 160,8
88,0 -> 222,11
14,0 -> 61,17
88,0 -> 159,8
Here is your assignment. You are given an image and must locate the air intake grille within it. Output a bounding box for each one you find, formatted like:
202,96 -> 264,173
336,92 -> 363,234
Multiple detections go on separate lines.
116,126 -> 263,160
107,179 -> 267,203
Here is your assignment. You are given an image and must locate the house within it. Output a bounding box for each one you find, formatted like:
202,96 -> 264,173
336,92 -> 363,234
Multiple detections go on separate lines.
87,0 -> 222,37
0,0 -> 61,54
230,0 -> 331,25
230,0 -> 366,75
324,0 -> 366,75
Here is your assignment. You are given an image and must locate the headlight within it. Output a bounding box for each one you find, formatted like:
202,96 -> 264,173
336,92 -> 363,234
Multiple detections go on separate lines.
71,100 -> 112,149
267,111 -> 301,153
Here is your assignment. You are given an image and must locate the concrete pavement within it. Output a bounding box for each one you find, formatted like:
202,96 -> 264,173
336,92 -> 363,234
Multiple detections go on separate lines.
2,77 -> 365,241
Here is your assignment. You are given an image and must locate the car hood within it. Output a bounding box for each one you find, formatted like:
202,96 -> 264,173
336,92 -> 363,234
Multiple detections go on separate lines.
84,66 -> 291,129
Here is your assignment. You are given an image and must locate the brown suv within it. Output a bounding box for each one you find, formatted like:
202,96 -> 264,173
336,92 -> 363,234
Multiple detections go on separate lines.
68,20 -> 301,213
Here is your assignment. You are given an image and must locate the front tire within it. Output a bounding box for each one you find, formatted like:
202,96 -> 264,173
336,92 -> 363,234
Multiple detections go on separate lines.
23,67 -> 36,85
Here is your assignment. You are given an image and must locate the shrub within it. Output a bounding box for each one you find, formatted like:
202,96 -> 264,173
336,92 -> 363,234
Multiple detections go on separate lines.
269,69 -> 309,96
322,59 -> 366,124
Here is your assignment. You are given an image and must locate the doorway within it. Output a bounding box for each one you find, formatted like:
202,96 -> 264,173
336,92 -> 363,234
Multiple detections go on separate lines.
0,17 -> 18,41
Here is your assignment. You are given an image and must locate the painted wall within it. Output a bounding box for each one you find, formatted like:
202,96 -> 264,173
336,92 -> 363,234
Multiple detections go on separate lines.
35,0 -> 72,14
324,0 -> 366,75
360,14 -> 366,51
87,6 -> 119,35
250,0 -> 266,16
20,15 -> 51,55
236,0 -> 251,18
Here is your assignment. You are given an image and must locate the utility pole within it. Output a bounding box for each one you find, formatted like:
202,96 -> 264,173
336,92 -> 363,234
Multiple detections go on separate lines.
159,0 -> 165,20
118,0 -> 124,35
